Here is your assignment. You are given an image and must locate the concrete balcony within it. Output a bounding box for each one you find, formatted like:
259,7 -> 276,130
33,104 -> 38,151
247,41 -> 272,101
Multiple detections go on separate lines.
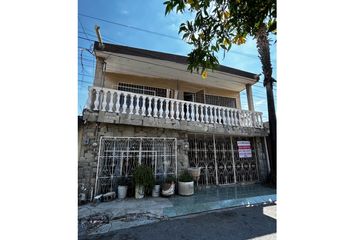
83,87 -> 267,136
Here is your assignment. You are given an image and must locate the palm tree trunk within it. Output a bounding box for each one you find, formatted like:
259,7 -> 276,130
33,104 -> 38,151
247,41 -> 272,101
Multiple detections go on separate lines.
256,23 -> 277,186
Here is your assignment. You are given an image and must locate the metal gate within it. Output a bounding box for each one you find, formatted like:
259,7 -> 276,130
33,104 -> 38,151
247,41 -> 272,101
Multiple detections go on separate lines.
94,137 -> 177,196
188,134 -> 259,186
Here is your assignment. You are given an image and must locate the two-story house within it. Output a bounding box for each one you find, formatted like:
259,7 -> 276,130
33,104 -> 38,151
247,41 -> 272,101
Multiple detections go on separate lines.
78,42 -> 270,200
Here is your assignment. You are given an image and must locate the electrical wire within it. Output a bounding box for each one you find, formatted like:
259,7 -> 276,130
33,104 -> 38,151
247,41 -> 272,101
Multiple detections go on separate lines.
78,13 -> 277,61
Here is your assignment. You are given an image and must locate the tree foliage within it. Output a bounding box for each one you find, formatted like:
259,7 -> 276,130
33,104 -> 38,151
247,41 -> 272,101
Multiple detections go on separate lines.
164,0 -> 276,74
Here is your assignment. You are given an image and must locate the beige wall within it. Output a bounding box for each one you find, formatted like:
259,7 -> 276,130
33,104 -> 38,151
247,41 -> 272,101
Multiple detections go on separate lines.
101,72 -> 241,108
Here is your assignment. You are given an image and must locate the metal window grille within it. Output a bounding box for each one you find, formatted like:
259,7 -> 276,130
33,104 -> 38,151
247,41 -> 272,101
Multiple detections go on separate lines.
116,82 -> 167,97
188,134 -> 259,186
205,95 -> 236,108
94,137 -> 177,196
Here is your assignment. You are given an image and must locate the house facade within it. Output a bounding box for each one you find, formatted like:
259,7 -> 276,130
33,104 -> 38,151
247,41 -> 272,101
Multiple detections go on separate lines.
78,42 -> 270,200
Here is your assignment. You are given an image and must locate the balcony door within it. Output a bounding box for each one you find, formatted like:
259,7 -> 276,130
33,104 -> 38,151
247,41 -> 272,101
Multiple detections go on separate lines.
195,89 -> 205,103
183,92 -> 195,102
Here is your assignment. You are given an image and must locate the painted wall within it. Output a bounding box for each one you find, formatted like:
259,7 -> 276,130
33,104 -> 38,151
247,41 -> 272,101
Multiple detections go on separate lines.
101,72 -> 241,108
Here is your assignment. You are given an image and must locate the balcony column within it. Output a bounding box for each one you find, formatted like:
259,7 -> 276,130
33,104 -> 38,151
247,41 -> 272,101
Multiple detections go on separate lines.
93,57 -> 106,87
235,92 -> 241,109
246,84 -> 255,111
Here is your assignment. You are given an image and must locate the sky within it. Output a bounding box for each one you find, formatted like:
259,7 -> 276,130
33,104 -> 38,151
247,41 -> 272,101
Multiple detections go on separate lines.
78,0 -> 277,121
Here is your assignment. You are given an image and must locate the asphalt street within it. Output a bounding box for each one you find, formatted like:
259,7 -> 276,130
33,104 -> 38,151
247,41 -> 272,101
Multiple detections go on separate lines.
85,204 -> 276,240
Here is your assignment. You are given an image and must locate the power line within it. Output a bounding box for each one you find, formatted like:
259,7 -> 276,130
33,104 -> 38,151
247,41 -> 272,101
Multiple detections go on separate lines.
79,13 -> 180,40
78,13 -> 276,60
79,18 -> 90,40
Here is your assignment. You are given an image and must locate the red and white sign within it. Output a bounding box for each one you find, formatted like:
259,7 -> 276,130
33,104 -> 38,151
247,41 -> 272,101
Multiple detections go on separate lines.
237,141 -> 252,158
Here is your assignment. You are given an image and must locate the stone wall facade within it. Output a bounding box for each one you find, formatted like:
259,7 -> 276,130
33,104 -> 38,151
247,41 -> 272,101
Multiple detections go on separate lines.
78,121 -> 190,200
83,110 -> 268,137
78,120 -> 269,200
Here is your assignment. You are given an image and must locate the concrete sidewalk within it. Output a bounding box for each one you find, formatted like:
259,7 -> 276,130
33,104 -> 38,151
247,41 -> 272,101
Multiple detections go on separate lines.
78,184 -> 276,238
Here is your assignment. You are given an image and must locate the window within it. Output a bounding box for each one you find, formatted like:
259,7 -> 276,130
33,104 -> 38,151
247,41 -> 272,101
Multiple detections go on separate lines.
117,82 -> 167,97
205,95 -> 236,108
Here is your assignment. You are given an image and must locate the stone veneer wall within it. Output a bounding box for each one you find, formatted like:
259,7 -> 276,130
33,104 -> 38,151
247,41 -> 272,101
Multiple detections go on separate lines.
78,122 -> 189,200
78,121 -> 269,200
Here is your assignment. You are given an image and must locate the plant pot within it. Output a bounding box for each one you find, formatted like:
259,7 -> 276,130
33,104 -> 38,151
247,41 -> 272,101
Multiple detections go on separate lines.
135,185 -> 145,199
152,185 -> 160,197
161,182 -> 175,197
118,185 -> 128,199
178,181 -> 194,196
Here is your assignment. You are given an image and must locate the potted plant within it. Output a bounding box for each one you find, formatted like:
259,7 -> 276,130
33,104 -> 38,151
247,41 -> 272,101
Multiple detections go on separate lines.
178,170 -> 194,196
117,176 -> 128,199
161,175 -> 176,197
132,165 -> 155,199
152,177 -> 162,197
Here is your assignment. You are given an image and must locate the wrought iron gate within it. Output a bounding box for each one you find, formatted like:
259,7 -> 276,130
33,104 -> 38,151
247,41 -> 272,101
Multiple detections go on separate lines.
188,134 -> 259,186
95,137 -> 177,196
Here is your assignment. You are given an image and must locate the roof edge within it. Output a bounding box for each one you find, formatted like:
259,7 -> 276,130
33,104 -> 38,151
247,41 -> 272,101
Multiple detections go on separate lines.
94,41 -> 259,81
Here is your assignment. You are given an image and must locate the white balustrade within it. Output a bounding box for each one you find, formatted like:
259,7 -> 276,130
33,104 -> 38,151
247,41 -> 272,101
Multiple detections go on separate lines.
93,89 -> 100,111
122,92 -> 127,114
209,107 -> 213,123
165,99 -> 169,119
175,102 -> 180,120
85,87 -> 263,129
232,110 -> 237,126
200,105 -> 204,123
224,109 -> 230,126
108,92 -> 114,112
153,97 -> 158,117
141,97 -> 146,116
147,96 -> 152,117
128,94 -> 133,115
214,107 -> 218,124
159,99 -> 164,118
101,90 -> 108,111
170,101 -> 175,119
190,104 -> 195,121
195,104 -> 199,122
181,102 -> 185,120
85,88 -> 92,110
186,103 -> 190,121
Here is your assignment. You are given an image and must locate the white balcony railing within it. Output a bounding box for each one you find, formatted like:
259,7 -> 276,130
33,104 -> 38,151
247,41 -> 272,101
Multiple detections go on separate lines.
84,87 -> 263,128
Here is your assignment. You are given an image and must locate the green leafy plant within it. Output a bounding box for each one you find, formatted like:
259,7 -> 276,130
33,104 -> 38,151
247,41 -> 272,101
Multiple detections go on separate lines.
132,165 -> 155,194
117,176 -> 129,186
178,170 -> 194,182
164,175 -> 176,184
155,176 -> 164,185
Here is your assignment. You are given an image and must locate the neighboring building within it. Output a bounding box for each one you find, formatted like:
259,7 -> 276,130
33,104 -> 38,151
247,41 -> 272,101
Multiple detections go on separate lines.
78,42 -> 270,200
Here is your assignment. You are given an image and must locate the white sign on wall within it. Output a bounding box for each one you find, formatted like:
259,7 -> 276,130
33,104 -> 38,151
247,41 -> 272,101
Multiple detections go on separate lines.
237,141 -> 252,158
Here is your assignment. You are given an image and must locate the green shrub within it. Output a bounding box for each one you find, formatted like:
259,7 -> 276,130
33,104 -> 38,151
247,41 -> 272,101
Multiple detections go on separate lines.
132,165 -> 155,194
117,176 -> 129,186
164,175 -> 176,184
178,170 -> 193,182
